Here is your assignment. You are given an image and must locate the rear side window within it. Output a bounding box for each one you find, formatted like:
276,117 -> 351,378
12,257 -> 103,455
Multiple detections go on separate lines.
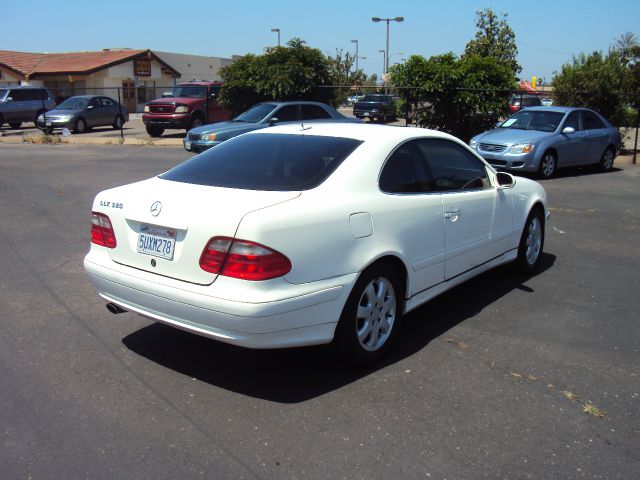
161,133 -> 363,191
301,105 -> 332,120
582,111 -> 605,130
416,139 -> 490,191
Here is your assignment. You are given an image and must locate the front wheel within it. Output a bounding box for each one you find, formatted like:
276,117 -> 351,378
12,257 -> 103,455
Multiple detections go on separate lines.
599,147 -> 615,172
515,209 -> 545,273
334,264 -> 404,365
190,116 -> 204,130
74,118 -> 87,134
146,125 -> 164,137
538,151 -> 557,179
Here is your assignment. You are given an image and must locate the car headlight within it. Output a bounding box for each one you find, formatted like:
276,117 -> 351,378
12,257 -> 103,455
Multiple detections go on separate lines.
508,143 -> 535,154
175,106 -> 189,113
207,133 -> 217,141
144,105 -> 150,113
469,139 -> 478,148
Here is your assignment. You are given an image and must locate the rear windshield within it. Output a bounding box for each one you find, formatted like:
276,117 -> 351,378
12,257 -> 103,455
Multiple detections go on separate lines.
161,133 -> 363,191
362,95 -> 389,102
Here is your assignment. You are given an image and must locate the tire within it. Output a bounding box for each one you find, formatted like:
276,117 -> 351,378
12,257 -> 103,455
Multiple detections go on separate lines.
538,151 -> 557,179
42,127 -> 53,134
112,115 -> 124,130
334,263 -> 404,365
74,118 -> 87,134
9,122 -> 21,129
599,147 -> 615,172
146,125 -> 164,137
190,116 -> 204,130
515,208 -> 545,274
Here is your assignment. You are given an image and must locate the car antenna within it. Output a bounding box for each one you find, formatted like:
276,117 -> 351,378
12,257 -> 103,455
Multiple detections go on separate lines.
300,121 -> 311,131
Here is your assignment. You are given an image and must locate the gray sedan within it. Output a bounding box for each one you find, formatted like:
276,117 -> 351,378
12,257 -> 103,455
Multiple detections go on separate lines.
469,106 -> 620,178
36,95 -> 129,134
184,101 -> 359,153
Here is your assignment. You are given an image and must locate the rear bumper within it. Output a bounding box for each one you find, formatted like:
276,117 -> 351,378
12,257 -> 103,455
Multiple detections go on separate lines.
84,249 -> 356,349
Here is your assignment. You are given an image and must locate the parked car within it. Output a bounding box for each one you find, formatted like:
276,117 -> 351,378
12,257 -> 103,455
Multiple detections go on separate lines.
36,95 -> 129,133
508,93 -> 542,112
469,106 -> 621,178
85,122 -> 548,365
142,82 -> 232,137
353,94 -> 396,122
184,100 -> 359,152
0,86 -> 55,129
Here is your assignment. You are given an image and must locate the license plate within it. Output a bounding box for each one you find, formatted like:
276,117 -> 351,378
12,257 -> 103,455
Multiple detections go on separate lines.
363,112 -> 369,117
137,225 -> 176,260
184,139 -> 191,150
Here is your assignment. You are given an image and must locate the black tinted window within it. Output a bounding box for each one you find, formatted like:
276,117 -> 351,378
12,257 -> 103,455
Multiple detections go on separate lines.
380,142 -> 433,193
301,105 -> 331,120
21,89 -> 38,101
582,111 -> 605,130
563,111 -> 581,131
417,139 -> 490,191
274,105 -> 299,122
161,133 -> 362,191
8,90 -> 23,101
100,97 -> 116,107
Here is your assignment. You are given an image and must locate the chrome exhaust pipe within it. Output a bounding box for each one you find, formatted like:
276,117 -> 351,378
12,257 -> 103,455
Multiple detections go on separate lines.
106,302 -> 127,314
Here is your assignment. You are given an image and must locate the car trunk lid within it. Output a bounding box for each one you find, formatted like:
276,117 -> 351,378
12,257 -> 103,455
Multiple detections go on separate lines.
98,177 -> 300,285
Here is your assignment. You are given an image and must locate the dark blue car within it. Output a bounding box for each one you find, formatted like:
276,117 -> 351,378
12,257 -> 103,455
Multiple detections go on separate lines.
183,101 -> 359,153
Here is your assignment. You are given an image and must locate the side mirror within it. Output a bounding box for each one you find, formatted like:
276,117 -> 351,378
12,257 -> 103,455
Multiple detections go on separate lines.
562,126 -> 575,134
268,117 -> 279,126
6,97 -> 13,102
496,171 -> 515,188
209,92 -> 217,99
87,105 -> 94,110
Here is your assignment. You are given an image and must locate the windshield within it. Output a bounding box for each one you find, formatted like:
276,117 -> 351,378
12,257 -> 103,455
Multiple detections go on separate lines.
55,97 -> 89,110
172,86 -> 207,98
160,133 -> 363,191
235,103 -> 277,123
499,110 -> 565,132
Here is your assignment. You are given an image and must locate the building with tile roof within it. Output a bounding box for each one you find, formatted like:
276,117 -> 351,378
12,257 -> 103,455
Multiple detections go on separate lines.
0,48 -> 235,112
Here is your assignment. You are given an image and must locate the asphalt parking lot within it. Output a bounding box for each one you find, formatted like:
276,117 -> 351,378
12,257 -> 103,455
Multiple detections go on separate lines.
1,144 -> 638,479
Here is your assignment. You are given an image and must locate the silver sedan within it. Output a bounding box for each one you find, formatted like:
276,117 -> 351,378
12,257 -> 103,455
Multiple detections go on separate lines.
469,106 -> 621,178
36,95 -> 129,134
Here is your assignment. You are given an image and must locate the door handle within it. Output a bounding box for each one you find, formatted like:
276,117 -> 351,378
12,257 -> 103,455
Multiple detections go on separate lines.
444,209 -> 461,219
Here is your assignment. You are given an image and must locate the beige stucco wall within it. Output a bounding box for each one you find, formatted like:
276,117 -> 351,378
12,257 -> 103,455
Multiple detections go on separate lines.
0,67 -> 23,87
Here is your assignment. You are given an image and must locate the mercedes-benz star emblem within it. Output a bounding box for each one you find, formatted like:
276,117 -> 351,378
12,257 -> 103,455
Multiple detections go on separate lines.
150,201 -> 162,217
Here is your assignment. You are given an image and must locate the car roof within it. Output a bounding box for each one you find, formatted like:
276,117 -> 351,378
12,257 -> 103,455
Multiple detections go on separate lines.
252,122 -> 461,144
256,100 -> 333,107
524,106 -> 584,114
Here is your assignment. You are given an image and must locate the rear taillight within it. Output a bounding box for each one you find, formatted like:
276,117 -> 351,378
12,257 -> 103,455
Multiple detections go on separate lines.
91,212 -> 117,248
199,236 -> 291,281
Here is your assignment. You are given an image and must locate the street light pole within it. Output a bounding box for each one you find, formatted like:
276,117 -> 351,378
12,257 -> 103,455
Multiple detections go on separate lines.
351,39 -> 359,73
378,49 -> 386,78
371,16 -> 404,84
271,28 -> 280,47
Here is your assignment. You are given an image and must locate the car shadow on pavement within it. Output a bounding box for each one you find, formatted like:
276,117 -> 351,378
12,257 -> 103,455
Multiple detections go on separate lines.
122,252 -> 556,403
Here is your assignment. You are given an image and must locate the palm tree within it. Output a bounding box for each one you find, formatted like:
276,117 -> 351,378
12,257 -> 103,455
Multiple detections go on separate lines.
614,32 -> 638,63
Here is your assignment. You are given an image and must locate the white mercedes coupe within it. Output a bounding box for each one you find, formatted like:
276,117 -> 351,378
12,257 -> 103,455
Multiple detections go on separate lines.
84,123 -> 548,364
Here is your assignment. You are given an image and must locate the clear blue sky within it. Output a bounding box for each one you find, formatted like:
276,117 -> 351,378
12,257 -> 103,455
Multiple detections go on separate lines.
3,0 -> 639,83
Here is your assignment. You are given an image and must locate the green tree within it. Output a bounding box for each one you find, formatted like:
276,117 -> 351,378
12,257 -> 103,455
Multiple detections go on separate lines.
219,38 -> 333,113
552,51 -> 630,125
389,53 -> 513,140
613,32 -> 638,64
463,8 -> 520,77
327,49 -> 367,106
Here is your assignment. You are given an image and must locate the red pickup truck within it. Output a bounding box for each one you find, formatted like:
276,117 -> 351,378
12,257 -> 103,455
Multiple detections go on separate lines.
142,81 -> 232,137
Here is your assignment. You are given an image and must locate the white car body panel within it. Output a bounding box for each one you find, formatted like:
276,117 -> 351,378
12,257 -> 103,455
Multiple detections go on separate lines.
85,123 -> 548,349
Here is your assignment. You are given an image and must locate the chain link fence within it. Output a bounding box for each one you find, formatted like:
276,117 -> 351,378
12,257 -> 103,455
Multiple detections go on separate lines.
2,85 -> 638,162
